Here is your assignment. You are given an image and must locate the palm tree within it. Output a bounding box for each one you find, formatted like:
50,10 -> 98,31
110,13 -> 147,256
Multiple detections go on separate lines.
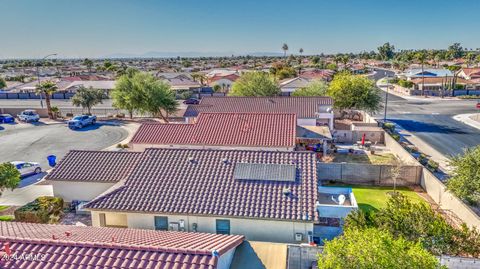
36,80 -> 58,119
282,43 -> 289,57
299,48 -> 304,56
415,52 -> 427,96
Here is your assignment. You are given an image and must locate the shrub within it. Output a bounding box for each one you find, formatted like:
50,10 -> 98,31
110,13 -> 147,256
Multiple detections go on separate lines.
14,196 -> 64,224
427,159 -> 439,172
383,122 -> 395,133
391,134 -> 401,141
447,146 -> 480,205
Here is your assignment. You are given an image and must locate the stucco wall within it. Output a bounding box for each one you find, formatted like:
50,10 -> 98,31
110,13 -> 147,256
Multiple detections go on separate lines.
297,118 -> 316,126
50,181 -> 116,202
91,211 -> 314,244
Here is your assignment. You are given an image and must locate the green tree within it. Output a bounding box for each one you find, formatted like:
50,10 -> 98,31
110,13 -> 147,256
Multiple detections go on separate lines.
291,80 -> 328,96
318,228 -> 441,269
465,52 -> 477,67
299,48 -> 304,56
0,77 -> 7,89
447,43 -> 464,59
111,68 -> 142,119
327,72 -> 381,113
229,71 -> 280,97
311,56 -> 320,65
276,67 -> 297,80
282,43 -> 289,57
83,58 -> 94,73
36,80 -> 58,119
139,73 -> 178,122
415,51 -> 428,96
377,42 -> 395,61
71,86 -> 105,115
447,145 -> 480,206
212,84 -> 221,92
0,162 -> 21,195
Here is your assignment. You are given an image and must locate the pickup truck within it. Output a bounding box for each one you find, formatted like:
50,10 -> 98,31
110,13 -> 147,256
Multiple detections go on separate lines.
17,110 -> 40,122
68,115 -> 96,129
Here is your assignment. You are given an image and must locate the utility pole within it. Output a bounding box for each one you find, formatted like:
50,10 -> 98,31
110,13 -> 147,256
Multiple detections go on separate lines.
36,53 -> 57,108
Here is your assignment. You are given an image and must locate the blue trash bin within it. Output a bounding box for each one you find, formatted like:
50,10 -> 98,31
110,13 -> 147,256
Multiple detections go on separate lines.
47,155 -> 56,167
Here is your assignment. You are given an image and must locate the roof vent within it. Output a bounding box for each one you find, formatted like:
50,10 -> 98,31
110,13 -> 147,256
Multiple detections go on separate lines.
52,235 -> 57,240
283,187 -> 291,196
111,236 -> 115,243
188,156 -> 196,163
65,231 -> 71,237
268,99 -> 275,103
222,158 -> 229,164
212,249 -> 220,257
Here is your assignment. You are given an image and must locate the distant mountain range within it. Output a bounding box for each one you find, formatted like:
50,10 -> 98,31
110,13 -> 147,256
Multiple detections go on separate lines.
103,51 -> 284,58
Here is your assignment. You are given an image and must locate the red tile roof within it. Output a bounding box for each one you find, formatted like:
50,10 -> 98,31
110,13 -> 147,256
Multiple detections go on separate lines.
86,148 -> 318,222
184,97 -> 332,118
130,113 -> 296,148
461,68 -> 480,77
0,222 -> 243,269
45,151 -> 142,183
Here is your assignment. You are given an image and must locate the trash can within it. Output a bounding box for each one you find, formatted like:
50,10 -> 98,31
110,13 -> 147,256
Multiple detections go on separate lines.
47,155 -> 56,167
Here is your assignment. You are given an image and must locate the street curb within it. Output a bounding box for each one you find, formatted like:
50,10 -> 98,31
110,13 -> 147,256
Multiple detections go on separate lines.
453,113 -> 480,131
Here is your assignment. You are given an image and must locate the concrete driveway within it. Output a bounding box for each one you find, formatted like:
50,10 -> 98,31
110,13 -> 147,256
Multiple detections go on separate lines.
0,120 -> 130,206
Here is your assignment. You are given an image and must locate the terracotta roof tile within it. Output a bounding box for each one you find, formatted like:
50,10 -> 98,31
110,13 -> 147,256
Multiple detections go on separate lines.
86,148 -> 318,221
0,222 -> 243,269
183,96 -> 332,118
45,151 -> 142,183
130,112 -> 296,148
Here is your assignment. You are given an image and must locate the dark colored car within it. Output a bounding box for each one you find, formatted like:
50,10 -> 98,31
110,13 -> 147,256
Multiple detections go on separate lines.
183,98 -> 200,105
0,114 -> 15,123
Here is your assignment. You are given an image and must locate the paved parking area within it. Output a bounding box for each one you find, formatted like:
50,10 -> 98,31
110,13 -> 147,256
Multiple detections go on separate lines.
0,120 -> 130,206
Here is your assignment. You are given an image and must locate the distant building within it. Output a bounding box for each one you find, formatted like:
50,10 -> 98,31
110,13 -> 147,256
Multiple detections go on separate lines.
401,68 -> 453,80
278,77 -> 311,96
458,68 -> 480,80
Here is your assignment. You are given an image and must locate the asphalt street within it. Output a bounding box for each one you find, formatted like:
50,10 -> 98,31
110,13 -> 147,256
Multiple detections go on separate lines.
0,121 -> 128,171
371,69 -> 480,157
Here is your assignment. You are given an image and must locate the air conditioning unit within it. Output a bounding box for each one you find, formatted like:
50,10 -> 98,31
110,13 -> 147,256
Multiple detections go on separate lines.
295,232 -> 303,242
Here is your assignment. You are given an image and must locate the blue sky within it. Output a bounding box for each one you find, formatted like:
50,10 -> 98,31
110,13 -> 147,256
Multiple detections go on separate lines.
1,0 -> 480,58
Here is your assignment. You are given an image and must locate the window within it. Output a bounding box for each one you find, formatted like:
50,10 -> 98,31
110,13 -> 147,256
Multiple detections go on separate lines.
216,219 -> 230,235
154,216 -> 168,231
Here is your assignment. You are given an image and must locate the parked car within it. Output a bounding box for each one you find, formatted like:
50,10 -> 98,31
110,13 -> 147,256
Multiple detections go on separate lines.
68,115 -> 97,129
0,114 -> 15,123
183,98 -> 200,105
17,110 -> 40,122
11,161 -> 42,177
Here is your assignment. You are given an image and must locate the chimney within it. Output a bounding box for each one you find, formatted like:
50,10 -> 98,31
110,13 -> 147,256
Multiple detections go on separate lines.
65,231 -> 71,237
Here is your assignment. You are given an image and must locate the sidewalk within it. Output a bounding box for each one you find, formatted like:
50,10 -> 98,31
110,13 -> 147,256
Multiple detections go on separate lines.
453,113 -> 480,130
376,79 -> 461,101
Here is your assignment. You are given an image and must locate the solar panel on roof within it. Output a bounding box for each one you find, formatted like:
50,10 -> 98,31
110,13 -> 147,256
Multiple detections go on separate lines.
233,163 -> 296,182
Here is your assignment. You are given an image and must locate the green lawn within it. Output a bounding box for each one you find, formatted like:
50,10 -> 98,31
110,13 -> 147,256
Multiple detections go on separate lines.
0,215 -> 14,221
0,206 -> 10,211
331,185 -> 425,213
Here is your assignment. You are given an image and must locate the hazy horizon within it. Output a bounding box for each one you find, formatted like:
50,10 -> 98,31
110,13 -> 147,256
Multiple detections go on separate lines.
2,0 -> 480,59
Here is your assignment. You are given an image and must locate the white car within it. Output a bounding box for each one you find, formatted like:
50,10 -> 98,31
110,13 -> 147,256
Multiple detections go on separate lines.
11,161 -> 42,177
17,110 -> 40,122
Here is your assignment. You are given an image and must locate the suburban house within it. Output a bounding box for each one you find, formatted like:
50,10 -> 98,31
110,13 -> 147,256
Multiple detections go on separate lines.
45,148 -> 320,244
183,96 -> 335,129
299,69 -> 334,81
278,77 -> 311,96
207,74 -> 240,91
0,221 -> 244,269
156,72 -> 202,91
63,80 -> 116,94
410,77 -> 480,93
45,151 -> 143,202
401,68 -> 453,80
129,112 -> 297,152
458,68 -> 480,80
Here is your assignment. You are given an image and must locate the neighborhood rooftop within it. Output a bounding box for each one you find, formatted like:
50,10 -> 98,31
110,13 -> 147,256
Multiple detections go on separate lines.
130,112 -> 297,148
45,151 -> 143,183
85,148 -> 318,221
0,221 -> 244,269
183,96 -> 333,118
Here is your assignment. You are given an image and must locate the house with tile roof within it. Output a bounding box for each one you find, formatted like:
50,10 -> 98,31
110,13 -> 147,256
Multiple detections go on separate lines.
52,148 -> 320,244
0,221 -> 243,269
458,68 -> 480,80
129,112 -> 297,152
184,96 -> 334,129
278,77 -> 311,96
45,151 -> 143,202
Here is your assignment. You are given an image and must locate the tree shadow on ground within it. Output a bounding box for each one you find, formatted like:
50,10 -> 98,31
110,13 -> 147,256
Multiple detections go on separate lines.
390,119 -> 469,134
